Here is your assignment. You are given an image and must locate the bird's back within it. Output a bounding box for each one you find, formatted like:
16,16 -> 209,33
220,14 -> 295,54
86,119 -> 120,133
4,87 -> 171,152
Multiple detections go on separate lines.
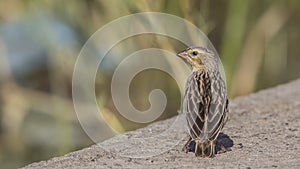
183,70 -> 228,142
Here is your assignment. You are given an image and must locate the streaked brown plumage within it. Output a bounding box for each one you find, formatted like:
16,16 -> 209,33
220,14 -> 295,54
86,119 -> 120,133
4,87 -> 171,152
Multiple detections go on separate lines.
177,46 -> 228,157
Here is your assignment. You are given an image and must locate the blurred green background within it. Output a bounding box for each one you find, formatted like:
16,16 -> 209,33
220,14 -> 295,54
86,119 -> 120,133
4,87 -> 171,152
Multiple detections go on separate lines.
1,0 -> 300,168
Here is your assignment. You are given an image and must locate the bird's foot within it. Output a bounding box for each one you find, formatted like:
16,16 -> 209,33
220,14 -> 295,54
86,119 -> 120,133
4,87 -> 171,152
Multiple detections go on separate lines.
216,140 -> 232,154
182,136 -> 193,153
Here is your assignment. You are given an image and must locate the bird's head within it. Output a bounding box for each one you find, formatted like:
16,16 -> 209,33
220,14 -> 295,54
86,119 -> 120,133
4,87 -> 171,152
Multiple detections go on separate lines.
177,46 -> 218,71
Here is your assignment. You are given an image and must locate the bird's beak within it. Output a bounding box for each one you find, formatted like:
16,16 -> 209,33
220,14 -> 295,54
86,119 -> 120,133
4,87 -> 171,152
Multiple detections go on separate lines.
176,50 -> 188,59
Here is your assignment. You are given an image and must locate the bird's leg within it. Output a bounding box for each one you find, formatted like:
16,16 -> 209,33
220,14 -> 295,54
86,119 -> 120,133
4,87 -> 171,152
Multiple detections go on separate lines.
182,135 -> 192,153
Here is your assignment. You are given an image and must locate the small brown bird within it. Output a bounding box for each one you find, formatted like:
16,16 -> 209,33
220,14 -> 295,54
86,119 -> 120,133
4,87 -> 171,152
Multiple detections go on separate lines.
177,46 -> 229,157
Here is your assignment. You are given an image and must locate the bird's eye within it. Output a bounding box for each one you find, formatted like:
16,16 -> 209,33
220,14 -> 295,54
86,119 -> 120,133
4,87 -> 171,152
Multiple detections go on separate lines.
192,51 -> 198,56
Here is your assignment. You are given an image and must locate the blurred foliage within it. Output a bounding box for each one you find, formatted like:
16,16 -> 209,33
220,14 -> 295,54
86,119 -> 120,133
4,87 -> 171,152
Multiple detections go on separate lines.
0,0 -> 300,168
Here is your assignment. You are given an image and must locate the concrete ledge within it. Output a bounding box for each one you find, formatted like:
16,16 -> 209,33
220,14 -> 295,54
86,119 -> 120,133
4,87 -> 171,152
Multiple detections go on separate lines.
22,80 -> 300,168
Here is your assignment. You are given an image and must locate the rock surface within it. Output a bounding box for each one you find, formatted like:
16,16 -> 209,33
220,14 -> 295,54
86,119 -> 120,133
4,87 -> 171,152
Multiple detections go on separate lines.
22,80 -> 300,169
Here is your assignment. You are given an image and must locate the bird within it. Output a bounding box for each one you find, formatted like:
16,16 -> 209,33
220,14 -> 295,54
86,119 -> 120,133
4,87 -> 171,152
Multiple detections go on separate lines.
177,46 -> 229,157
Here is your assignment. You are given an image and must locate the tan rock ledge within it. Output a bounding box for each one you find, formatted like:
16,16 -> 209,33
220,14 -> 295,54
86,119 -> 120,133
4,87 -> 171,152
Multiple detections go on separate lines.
22,79 -> 300,169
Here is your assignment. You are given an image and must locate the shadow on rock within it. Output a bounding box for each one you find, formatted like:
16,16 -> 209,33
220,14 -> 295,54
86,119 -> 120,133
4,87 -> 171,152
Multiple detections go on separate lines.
186,132 -> 234,154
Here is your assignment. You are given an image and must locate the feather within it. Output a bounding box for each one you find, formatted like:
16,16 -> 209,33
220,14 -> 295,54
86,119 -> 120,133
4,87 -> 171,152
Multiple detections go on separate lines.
178,46 -> 229,157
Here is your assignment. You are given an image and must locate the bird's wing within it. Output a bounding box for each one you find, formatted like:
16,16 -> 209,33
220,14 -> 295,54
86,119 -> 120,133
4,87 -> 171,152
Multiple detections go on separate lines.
183,72 -> 228,141
206,73 -> 228,140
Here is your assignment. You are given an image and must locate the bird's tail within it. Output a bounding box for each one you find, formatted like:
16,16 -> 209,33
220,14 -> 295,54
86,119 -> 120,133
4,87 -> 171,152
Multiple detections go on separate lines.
195,140 -> 215,157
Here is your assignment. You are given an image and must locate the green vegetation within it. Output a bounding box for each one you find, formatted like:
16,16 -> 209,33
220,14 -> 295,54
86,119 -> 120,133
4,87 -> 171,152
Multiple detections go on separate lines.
0,0 -> 300,168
